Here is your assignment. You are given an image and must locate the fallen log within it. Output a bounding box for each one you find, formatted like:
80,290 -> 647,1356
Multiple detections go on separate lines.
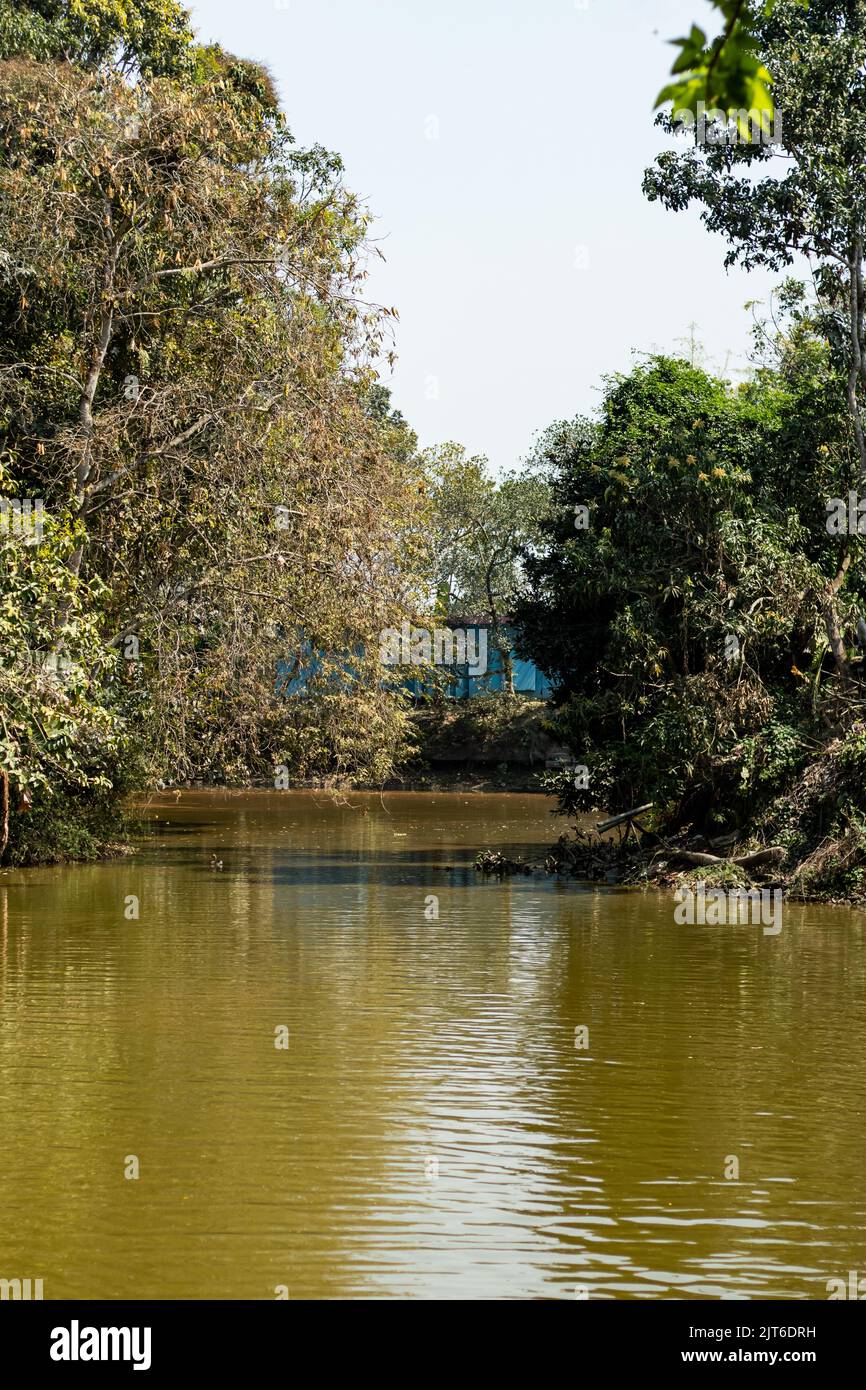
659,846 -> 786,869
596,803 -> 653,833
731,847 -> 786,869
659,850 -> 723,867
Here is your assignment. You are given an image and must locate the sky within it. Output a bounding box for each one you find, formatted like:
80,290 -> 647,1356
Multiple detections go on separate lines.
188,0 -> 782,473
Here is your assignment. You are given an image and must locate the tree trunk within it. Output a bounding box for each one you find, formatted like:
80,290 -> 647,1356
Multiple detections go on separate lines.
827,240 -> 866,682
68,235 -> 121,578
0,770 -> 8,863
484,570 -> 513,694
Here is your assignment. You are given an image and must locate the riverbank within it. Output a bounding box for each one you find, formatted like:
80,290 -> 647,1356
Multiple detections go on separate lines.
482,805 -> 866,907
401,698 -> 567,788
516,717 -> 866,907
8,698 -> 866,908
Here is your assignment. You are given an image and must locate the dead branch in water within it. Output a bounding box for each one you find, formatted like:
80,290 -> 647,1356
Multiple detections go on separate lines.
658,846 -> 786,869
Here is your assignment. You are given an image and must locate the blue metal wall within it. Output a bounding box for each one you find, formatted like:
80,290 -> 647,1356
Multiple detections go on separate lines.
400,625 -> 552,699
275,625 -> 552,700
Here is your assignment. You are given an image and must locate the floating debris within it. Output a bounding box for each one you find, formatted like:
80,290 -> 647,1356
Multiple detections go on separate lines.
474,850 -> 534,877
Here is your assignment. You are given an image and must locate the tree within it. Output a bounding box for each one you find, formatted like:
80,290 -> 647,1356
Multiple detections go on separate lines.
646,0 -> 866,680
0,491 -> 130,863
0,0 -> 195,76
657,1 -> 808,129
511,353 -> 856,817
0,1 -> 427,840
420,443 -> 552,692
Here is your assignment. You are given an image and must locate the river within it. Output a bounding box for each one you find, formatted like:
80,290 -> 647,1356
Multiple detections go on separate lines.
1,790 -> 864,1299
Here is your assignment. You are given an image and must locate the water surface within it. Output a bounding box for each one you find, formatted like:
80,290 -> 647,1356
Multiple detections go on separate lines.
1,790 -> 864,1299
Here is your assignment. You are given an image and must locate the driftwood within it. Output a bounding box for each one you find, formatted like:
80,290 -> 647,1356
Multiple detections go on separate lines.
596,804 -> 654,833
733,847 -> 786,869
475,850 -> 534,877
662,850 -> 724,867
662,846 -> 786,869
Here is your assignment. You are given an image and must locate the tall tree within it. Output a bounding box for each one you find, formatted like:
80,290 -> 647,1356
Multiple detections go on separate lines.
1,2 -> 425,805
646,0 -> 866,680
511,353 -> 855,815
0,0 -> 194,75
659,0 -> 775,128
420,443 -> 551,691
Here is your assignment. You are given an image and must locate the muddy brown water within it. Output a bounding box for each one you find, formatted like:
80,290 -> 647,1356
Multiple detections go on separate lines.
0,790 -> 864,1299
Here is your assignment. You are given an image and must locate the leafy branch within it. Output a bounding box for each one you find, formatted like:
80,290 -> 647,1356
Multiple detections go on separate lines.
656,1 -> 806,130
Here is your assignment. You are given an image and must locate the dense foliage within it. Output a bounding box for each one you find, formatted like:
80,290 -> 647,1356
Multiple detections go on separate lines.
0,0 -> 426,858
418,443 -> 551,689
512,344 -> 866,876
648,0 -> 866,678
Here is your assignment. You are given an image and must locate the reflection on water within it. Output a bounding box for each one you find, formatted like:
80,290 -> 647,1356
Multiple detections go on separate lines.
0,790 -> 865,1299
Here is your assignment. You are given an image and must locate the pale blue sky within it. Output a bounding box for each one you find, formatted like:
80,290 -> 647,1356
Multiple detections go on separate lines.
188,0 -> 780,471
